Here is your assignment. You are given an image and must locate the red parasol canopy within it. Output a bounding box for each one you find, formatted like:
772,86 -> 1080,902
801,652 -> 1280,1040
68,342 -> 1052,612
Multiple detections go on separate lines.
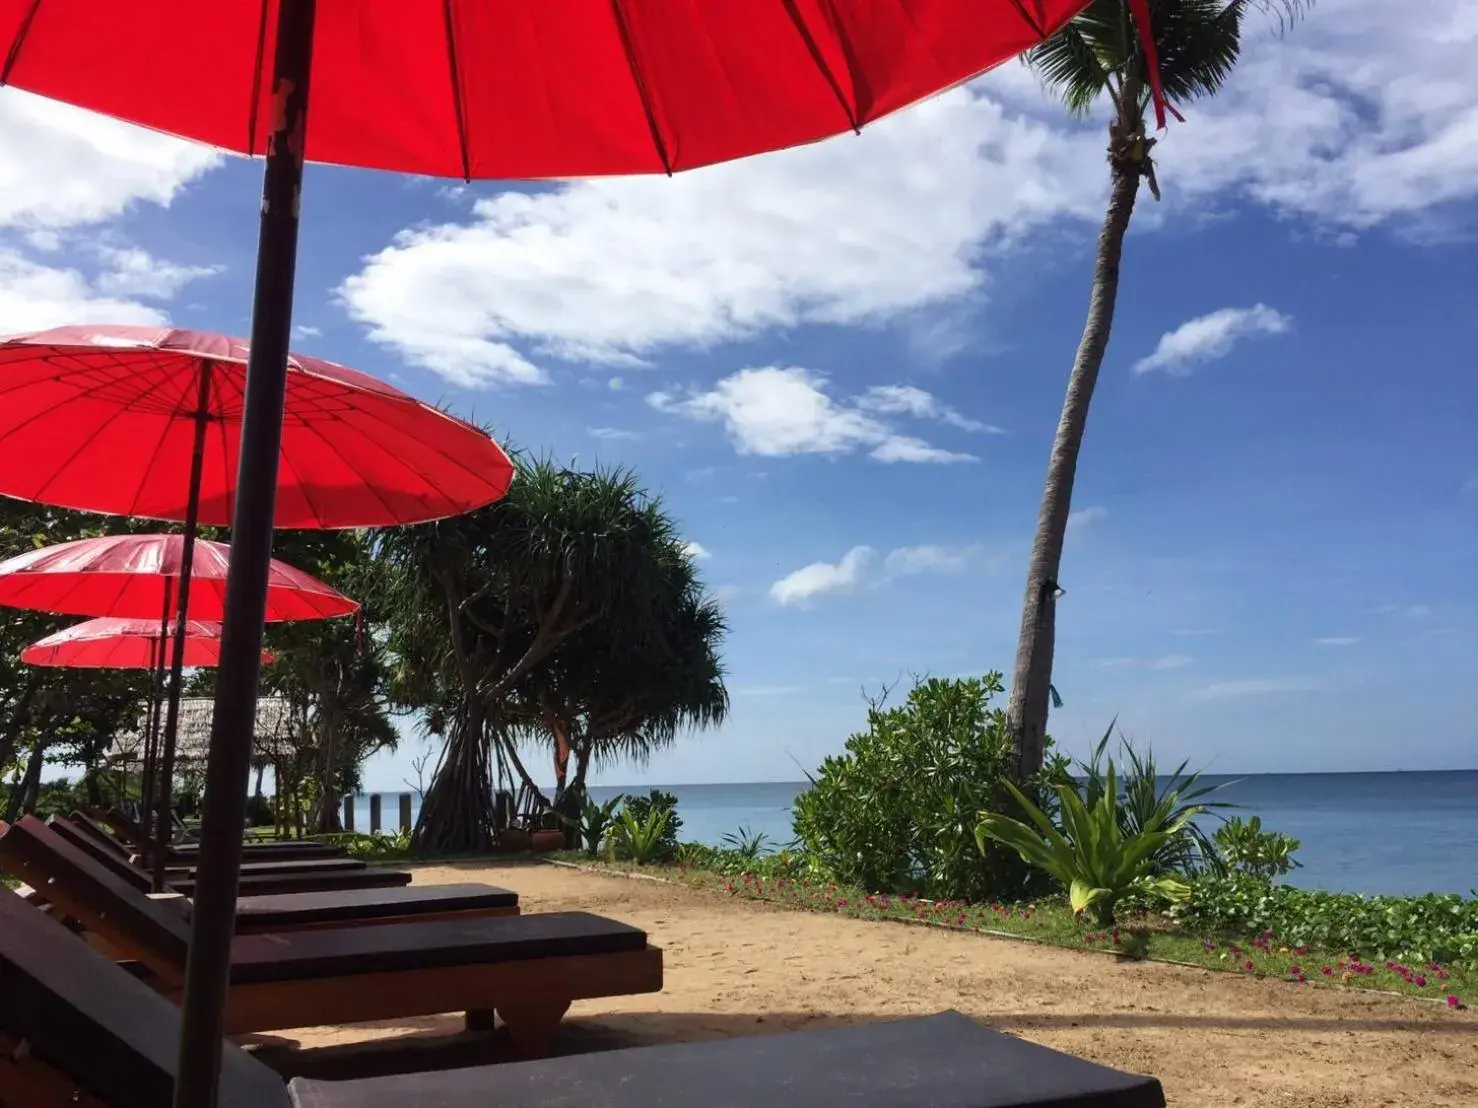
0,325 -> 515,529
0,534 -> 357,622
22,617 -> 274,669
0,1 -> 1099,178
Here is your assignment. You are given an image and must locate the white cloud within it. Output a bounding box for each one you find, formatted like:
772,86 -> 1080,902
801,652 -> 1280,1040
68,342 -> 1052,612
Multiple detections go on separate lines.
608,377 -> 625,391
337,87 -> 1104,386
682,541 -> 711,561
93,245 -> 220,300
1369,604 -> 1431,618
588,426 -> 640,441
884,545 -> 970,577
770,547 -> 872,608
1094,654 -> 1194,670
1067,506 -> 1108,533
0,91 -> 220,232
293,324 -> 323,340
0,249 -> 172,333
339,1 -> 1478,388
1134,304 -> 1292,376
1314,636 -> 1361,647
856,385 -> 1000,433
1190,678 -> 1322,702
708,584 -> 742,607
649,367 -> 976,464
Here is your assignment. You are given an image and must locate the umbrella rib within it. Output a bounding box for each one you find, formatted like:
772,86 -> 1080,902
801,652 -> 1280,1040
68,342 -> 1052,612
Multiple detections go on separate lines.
442,0 -> 472,182
608,0 -> 673,175
323,404 -> 496,520
780,0 -> 860,134
0,0 -> 43,85
296,422 -> 402,526
1005,0 -> 1047,37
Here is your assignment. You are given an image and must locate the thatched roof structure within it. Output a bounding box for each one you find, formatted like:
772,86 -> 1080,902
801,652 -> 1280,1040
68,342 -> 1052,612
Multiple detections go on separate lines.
109,696 -> 294,765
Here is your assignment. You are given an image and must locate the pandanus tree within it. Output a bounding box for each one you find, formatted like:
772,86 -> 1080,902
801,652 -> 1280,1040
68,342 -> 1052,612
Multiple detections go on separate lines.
1006,0 -> 1308,774
508,546 -> 729,818
382,457 -> 713,853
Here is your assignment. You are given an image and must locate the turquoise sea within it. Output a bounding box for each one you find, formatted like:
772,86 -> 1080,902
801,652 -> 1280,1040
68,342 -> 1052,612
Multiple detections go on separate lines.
392,770 -> 1478,897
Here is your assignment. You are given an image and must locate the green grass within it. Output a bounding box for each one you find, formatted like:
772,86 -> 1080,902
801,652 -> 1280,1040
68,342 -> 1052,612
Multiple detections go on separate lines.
559,856 -> 1472,1009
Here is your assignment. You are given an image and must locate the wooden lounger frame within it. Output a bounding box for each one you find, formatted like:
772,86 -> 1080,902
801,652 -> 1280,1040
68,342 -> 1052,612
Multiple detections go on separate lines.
0,1029 -> 105,1108
2,818 -> 661,1057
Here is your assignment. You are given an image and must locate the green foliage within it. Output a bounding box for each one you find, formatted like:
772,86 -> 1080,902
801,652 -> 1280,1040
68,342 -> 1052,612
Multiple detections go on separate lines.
609,789 -> 681,862
1079,722 -> 1233,876
792,673 -> 1069,903
720,825 -> 773,859
1027,0 -> 1309,118
977,761 -> 1200,927
1174,875 -> 1478,967
1215,816 -> 1301,880
560,792 -> 626,854
342,829 -> 415,862
607,804 -> 673,865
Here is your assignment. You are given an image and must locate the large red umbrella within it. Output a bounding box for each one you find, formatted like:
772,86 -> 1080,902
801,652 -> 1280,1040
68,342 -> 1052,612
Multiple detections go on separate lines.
0,5 -> 1171,1101
23,617 -> 275,669
0,326 -> 514,528
0,534 -> 359,622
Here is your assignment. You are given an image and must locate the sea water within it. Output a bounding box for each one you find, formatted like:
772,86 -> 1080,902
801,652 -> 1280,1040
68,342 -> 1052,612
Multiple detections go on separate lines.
388,770 -> 1478,896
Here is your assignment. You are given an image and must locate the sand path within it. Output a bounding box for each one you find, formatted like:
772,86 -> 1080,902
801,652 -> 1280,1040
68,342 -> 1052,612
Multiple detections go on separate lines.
281,860 -> 1477,1107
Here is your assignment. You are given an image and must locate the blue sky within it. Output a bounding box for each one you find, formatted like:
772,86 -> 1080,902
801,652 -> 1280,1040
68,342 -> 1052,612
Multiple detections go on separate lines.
7,0 -> 1475,787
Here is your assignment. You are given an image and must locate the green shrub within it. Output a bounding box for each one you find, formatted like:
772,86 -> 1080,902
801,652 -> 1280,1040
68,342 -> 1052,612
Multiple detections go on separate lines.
676,841 -> 810,879
616,789 -> 681,861
563,792 -> 625,855
344,828 -> 414,861
1078,722 -> 1233,876
607,805 -> 673,864
244,794 -> 275,828
1214,816 -> 1300,880
791,673 -> 1068,902
977,760 -> 1198,927
719,825 -> 773,859
1173,875 -> 1478,966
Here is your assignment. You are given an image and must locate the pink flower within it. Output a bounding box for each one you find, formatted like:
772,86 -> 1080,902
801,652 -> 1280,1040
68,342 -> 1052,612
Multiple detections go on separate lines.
1447,996 -> 1464,1010
1320,966 -> 1333,976
1244,960 -> 1255,971
1415,975 -> 1427,987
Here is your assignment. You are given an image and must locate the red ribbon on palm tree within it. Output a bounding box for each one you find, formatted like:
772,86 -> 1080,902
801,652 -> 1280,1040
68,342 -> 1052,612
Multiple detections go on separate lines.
1127,0 -> 1183,128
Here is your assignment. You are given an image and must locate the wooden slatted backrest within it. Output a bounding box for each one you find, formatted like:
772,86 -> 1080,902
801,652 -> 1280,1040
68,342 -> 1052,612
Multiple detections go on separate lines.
48,816 -> 153,893
70,810 -> 136,857
0,816 -> 188,985
0,888 -> 289,1108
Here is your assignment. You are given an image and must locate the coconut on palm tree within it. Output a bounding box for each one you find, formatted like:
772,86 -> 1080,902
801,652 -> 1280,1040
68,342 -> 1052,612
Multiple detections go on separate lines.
1006,0 -> 1308,775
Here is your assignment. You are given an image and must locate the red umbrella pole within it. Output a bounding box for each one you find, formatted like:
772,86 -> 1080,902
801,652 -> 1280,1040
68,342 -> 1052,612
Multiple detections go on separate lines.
173,4 -> 316,1104
151,361 -> 213,893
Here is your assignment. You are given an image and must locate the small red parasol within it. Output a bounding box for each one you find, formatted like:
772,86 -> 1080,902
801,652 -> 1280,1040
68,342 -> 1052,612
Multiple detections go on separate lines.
0,533 -> 359,623
23,616 -> 275,669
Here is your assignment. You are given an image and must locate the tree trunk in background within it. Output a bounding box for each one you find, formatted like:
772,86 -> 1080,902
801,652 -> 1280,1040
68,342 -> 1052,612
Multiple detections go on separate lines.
312,718 -> 341,835
4,739 -> 45,821
551,719 -> 571,794
1006,117 -> 1144,776
414,700 -> 495,853
253,763 -> 266,798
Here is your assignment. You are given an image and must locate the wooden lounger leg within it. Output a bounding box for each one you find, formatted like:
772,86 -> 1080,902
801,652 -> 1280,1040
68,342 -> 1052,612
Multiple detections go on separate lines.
491,997 -> 572,1057
464,1008 -> 497,1032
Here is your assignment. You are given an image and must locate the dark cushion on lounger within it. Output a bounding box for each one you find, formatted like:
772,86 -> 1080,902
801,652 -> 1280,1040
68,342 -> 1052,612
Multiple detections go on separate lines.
288,1010 -> 1165,1108
232,882 -> 519,928
229,911 -> 648,985
0,888 -> 290,1108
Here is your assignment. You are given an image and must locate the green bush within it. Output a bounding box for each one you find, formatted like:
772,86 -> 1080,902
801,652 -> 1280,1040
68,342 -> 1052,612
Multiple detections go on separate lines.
1173,874 -> 1478,966
244,794 -> 275,828
1214,816 -> 1300,880
563,792 -> 625,855
607,805 -> 673,864
676,841 -> 810,879
611,790 -> 681,862
791,673 -> 1068,902
977,759 -> 1197,927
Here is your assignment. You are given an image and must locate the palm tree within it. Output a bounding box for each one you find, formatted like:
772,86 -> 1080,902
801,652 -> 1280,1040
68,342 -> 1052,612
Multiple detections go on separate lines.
382,457 -> 716,853
1005,0 -> 1307,775
509,547 -> 729,816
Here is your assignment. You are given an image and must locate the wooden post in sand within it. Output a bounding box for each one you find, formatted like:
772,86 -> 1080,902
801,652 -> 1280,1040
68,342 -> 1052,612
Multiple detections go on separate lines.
369,793 -> 382,834
342,794 -> 355,833
399,793 -> 413,833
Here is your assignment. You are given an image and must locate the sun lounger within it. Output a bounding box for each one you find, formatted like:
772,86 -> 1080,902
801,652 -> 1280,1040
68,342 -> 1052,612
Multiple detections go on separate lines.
2,818 -> 513,934
61,814 -> 365,878
42,816 -> 411,897
0,818 -> 662,1052
93,808 -> 346,862
0,886 -> 1165,1108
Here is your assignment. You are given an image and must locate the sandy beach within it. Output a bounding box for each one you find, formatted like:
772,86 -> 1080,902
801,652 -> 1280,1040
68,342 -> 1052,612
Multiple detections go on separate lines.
273,859 -> 1477,1107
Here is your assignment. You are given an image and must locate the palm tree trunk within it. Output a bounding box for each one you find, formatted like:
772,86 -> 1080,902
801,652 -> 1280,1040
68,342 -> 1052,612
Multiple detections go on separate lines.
551,718 -> 571,793
414,698 -> 496,853
4,738 -> 45,821
1007,123 -> 1143,776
